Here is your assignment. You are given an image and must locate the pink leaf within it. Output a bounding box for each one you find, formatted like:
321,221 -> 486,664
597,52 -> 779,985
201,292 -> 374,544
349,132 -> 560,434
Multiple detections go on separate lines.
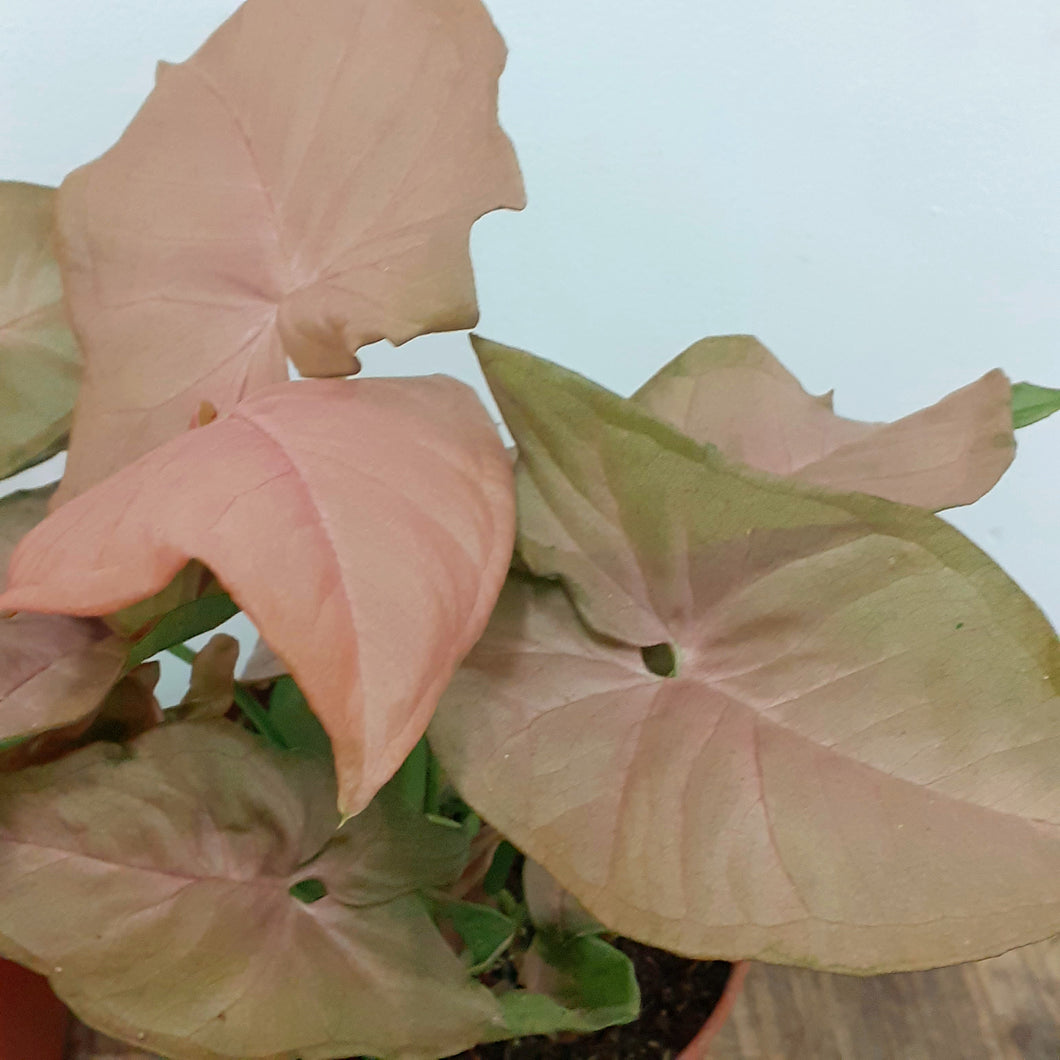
53,0 -> 524,504
634,335 -> 1015,510
431,341 -> 1060,971
0,376 -> 514,816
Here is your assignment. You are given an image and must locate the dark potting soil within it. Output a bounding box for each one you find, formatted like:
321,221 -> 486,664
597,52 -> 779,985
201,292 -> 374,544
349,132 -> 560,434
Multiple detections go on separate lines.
451,940 -> 732,1060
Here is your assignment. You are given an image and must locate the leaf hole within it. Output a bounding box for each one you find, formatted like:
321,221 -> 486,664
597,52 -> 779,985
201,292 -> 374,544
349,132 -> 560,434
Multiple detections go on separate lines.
289,878 -> 328,904
641,642 -> 678,678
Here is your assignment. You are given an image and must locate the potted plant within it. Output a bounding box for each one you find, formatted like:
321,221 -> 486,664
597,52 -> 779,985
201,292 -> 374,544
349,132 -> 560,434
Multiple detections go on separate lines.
1,0 -> 1059,1057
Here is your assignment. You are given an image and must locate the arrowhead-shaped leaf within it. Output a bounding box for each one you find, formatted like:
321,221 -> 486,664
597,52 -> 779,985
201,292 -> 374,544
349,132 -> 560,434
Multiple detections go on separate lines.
53,0 -> 524,504
0,376 -> 514,815
0,721 -> 506,1059
0,183 -> 80,481
633,335 -> 1015,510
430,341 -> 1060,972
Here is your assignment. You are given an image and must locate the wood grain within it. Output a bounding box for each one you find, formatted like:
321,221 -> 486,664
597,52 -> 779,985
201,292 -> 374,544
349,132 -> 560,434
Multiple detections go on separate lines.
710,937 -> 1060,1059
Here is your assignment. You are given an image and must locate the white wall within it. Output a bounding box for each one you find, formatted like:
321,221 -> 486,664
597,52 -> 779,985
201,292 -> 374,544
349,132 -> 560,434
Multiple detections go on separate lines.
2,1 -> 1058,702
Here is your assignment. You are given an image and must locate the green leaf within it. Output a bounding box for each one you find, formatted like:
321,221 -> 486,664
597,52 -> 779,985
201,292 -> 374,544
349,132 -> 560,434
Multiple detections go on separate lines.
498,991 -> 573,1037
433,898 -> 516,974
124,592 -> 239,670
483,839 -> 520,896
0,182 -> 81,480
0,720 -> 506,1059
267,676 -> 332,760
503,933 -> 639,1036
392,735 -> 429,812
1012,381 -> 1060,429
536,932 -> 640,1030
523,858 -> 603,940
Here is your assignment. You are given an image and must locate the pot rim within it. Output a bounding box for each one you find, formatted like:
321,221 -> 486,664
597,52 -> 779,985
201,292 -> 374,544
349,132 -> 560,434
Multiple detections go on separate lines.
676,959 -> 751,1060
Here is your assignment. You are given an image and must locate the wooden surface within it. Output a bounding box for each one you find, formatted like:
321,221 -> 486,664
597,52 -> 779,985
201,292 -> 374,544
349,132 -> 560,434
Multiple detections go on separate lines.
710,937 -> 1060,1059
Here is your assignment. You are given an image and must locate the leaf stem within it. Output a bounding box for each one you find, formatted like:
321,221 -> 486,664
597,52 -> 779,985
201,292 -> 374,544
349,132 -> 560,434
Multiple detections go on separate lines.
166,643 -> 196,665
232,685 -> 290,750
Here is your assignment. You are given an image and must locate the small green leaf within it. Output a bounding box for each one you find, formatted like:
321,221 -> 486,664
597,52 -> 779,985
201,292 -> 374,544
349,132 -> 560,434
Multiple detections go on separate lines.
267,677 -> 332,759
392,735 -> 429,811
484,840 -> 520,896
1012,382 -> 1060,429
125,593 -> 238,670
498,991 -> 572,1037
502,933 -> 640,1036
434,898 -> 516,974
535,932 -> 639,1030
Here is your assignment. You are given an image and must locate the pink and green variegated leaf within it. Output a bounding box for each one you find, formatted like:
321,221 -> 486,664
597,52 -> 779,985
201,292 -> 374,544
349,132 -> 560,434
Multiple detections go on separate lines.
0,183 -> 81,481
0,485 -> 125,748
53,0 -> 525,505
0,721 -> 506,1059
430,340 -> 1060,972
633,335 -> 1015,510
0,615 -> 126,747
0,376 -> 514,815
0,661 -> 161,773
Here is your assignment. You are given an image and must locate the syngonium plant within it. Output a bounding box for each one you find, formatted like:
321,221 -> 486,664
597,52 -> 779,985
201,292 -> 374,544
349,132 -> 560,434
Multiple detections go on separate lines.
1,0 -> 1059,1057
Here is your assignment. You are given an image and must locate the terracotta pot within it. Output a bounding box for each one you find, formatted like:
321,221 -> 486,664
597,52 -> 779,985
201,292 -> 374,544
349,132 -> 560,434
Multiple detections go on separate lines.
676,960 -> 750,1060
0,958 -> 69,1060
